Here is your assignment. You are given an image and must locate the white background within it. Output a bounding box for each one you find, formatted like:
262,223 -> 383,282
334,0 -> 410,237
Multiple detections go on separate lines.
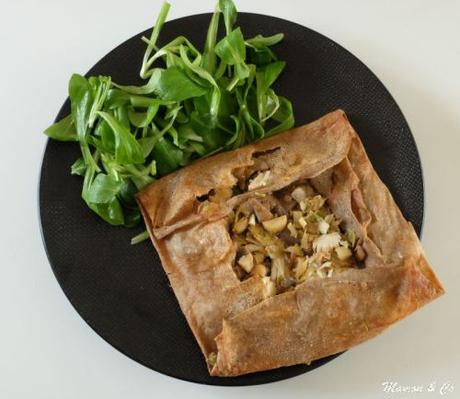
1,1 -> 459,398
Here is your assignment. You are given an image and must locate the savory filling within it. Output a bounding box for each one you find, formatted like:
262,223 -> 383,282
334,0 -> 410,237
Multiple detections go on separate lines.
229,180 -> 365,296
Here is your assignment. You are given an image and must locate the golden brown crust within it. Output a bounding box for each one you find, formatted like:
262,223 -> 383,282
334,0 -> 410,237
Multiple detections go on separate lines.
137,109 -> 444,377
212,261 -> 441,376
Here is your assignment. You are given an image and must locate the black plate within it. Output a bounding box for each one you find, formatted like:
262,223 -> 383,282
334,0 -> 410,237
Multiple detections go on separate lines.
39,13 -> 424,386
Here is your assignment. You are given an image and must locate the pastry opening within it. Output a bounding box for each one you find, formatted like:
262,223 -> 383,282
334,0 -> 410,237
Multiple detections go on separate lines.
231,147 -> 282,192
195,147 -> 282,210
252,147 -> 281,159
232,167 -> 273,192
229,180 -> 366,296
196,189 -> 215,203
196,187 -> 233,204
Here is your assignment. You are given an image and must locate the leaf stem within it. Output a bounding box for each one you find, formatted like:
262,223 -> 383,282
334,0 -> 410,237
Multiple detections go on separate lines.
131,229 -> 150,245
140,1 -> 171,79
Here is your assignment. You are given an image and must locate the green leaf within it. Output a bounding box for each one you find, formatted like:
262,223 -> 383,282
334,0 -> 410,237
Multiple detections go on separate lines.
215,27 -> 246,65
242,109 -> 264,141
219,0 -> 237,35
192,93 -> 213,116
243,64 -> 257,100
215,28 -> 250,91
235,87 -> 264,141
153,67 -> 206,102
131,174 -> 155,191
97,120 -> 115,154
175,108 -> 189,124
177,123 -> 204,143
138,136 -> 156,158
141,36 -> 201,75
190,112 -> 227,151
128,103 -> 160,128
226,66 -> 249,92
114,69 -> 162,95
214,59 -> 227,79
262,89 -> 281,122
98,111 -> 144,165
88,198 -> 124,226
246,33 -> 284,48
179,45 -> 220,117
43,0 -> 296,235
44,114 -> 78,142
86,173 -> 123,204
189,141 -> 207,156
250,48 -> 274,66
256,61 -> 285,95
165,51 -> 184,69
256,61 -> 285,120
167,125 -> 179,146
130,95 -> 171,108
266,96 -> 295,136
80,162 -> 123,226
114,106 -> 130,129
70,157 -> 86,176
88,76 -> 112,127
106,89 -> 161,109
246,34 -> 283,66
88,136 -> 104,152
119,179 -> 139,208
105,89 -> 130,108
152,136 -> 185,175
202,8 -> 220,74
107,90 -> 167,109
140,1 -> 171,79
236,62 -> 250,80
225,115 -> 243,149
69,74 -> 93,142
217,87 -> 239,118
123,208 -> 141,227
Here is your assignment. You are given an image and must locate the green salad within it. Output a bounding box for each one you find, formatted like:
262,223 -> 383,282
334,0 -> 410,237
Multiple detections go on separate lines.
44,0 -> 294,243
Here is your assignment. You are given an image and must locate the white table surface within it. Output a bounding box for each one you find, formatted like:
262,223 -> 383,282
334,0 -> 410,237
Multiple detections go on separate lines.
1,1 -> 459,398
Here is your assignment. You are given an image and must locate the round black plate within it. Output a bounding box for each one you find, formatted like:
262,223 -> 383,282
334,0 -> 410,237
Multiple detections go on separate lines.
39,13 -> 424,386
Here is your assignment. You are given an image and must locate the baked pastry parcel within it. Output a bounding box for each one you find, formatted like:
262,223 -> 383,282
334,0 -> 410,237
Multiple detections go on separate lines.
137,109 -> 444,377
